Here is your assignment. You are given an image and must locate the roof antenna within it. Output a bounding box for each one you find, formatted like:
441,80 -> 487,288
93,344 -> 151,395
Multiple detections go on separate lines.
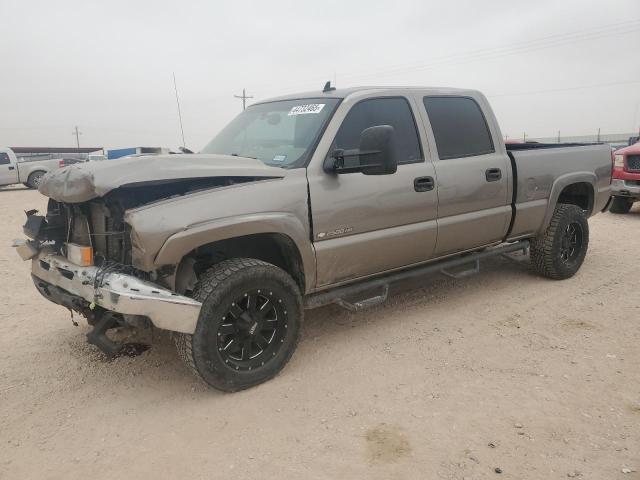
323,81 -> 336,93
173,72 -> 187,150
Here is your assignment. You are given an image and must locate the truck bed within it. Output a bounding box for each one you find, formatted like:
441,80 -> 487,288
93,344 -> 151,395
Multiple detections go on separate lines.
506,142 -> 612,241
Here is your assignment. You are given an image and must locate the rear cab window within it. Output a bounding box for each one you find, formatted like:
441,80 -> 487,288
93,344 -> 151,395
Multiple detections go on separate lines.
0,152 -> 11,165
333,97 -> 423,165
423,96 -> 494,160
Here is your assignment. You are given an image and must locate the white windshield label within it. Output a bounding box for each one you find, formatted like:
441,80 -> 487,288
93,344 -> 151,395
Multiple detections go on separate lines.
288,104 -> 325,116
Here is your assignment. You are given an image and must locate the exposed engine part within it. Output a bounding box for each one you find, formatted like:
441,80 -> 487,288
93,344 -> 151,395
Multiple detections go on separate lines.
41,177 -> 253,271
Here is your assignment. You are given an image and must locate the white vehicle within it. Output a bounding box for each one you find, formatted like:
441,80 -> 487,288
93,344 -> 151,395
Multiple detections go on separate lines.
0,147 -> 64,188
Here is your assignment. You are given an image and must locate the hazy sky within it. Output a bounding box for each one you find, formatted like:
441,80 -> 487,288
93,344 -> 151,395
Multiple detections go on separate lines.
1,0 -> 639,151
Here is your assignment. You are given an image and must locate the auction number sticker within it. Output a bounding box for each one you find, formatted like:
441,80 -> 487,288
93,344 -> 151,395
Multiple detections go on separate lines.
288,104 -> 325,116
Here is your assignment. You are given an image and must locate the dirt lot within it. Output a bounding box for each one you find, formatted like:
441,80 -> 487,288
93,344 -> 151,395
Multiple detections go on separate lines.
1,185 -> 638,480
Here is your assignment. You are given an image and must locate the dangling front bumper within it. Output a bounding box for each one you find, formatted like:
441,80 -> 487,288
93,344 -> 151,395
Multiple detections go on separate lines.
26,246 -> 201,334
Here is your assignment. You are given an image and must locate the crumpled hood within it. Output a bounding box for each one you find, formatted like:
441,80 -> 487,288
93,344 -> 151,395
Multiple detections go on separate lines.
38,153 -> 286,203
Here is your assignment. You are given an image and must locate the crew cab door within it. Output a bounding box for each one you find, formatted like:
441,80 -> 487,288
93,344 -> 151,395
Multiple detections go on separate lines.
0,152 -> 19,186
308,96 -> 438,287
419,95 -> 511,255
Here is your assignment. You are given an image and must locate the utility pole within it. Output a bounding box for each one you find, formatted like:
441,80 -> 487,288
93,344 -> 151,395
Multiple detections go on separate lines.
557,130 -> 561,143
234,88 -> 253,111
523,132 -> 527,143
72,126 -> 82,151
173,72 -> 186,150
597,127 -> 601,142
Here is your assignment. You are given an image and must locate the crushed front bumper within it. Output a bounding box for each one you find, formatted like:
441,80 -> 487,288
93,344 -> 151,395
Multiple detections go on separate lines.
28,248 -> 201,334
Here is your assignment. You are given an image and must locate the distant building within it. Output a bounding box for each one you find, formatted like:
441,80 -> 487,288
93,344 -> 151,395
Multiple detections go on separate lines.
107,147 -> 170,160
10,146 -> 103,162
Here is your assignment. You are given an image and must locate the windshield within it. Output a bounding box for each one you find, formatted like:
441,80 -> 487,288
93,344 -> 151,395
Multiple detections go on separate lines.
201,98 -> 340,168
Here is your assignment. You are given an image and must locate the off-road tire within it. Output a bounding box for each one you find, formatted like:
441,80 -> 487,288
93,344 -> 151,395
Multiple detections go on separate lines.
175,258 -> 302,392
530,203 -> 589,280
609,196 -> 633,214
26,170 -> 45,189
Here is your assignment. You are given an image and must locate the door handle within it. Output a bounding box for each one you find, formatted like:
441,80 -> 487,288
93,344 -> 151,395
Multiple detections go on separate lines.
414,176 -> 434,192
8,166 -> 15,170
485,168 -> 502,182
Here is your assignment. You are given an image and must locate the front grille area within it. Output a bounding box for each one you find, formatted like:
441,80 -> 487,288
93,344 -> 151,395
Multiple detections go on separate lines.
627,155 -> 640,172
86,202 -> 130,265
60,202 -> 130,265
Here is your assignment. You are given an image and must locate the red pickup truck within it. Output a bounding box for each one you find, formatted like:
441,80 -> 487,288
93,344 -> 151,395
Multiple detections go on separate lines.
611,142 -> 640,213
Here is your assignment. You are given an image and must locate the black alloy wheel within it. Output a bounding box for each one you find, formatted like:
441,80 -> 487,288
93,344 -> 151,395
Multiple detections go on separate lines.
558,221 -> 584,265
216,289 -> 288,371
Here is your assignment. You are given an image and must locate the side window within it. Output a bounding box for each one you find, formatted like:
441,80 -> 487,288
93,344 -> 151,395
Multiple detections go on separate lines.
334,97 -> 422,164
423,96 -> 494,160
0,153 -> 10,165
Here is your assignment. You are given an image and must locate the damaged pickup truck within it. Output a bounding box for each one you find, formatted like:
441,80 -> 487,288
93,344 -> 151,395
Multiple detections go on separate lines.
15,85 -> 613,391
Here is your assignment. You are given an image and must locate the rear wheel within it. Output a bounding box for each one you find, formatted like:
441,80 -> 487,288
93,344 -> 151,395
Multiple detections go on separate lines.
609,196 -> 633,214
530,203 -> 589,280
26,170 -> 46,189
175,258 -> 302,392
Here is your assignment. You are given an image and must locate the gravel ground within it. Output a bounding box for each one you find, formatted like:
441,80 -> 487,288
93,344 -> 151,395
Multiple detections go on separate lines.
1,185 -> 638,480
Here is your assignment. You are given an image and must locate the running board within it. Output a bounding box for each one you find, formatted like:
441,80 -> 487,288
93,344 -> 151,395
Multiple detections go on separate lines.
440,259 -> 480,279
334,285 -> 389,312
304,240 -> 529,311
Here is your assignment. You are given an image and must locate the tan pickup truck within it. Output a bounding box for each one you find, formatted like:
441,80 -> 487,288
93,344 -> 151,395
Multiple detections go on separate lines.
15,85 -> 612,391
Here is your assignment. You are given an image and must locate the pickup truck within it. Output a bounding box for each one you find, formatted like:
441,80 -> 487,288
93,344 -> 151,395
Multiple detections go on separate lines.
15,86 -> 612,391
610,141 -> 640,213
0,147 -> 64,188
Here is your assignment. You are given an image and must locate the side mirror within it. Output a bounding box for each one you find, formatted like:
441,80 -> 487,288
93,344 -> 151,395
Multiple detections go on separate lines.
324,125 -> 398,175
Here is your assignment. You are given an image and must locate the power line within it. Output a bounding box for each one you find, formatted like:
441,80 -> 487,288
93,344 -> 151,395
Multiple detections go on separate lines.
337,21 -> 640,83
487,79 -> 640,98
249,19 -> 640,95
234,88 -> 254,110
334,29 -> 640,84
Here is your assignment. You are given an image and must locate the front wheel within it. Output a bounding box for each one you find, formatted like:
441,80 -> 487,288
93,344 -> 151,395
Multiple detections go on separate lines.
175,258 -> 302,392
609,196 -> 633,214
530,203 -> 589,280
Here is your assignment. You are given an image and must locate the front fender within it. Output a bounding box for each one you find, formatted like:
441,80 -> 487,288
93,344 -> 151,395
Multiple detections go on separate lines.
153,212 -> 316,292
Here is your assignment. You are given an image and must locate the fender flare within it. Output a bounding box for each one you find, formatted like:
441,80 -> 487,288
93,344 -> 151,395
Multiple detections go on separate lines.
541,172 -> 596,231
153,212 -> 316,293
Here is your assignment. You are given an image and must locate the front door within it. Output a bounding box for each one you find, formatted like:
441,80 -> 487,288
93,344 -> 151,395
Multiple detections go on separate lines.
308,96 -> 438,288
0,152 -> 18,186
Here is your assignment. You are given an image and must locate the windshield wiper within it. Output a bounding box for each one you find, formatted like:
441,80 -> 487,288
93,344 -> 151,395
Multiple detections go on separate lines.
230,153 -> 257,160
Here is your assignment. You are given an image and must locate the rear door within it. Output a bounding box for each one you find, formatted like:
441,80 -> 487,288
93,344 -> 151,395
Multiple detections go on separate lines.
308,95 -> 438,287
419,95 -> 511,255
0,152 -> 19,186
